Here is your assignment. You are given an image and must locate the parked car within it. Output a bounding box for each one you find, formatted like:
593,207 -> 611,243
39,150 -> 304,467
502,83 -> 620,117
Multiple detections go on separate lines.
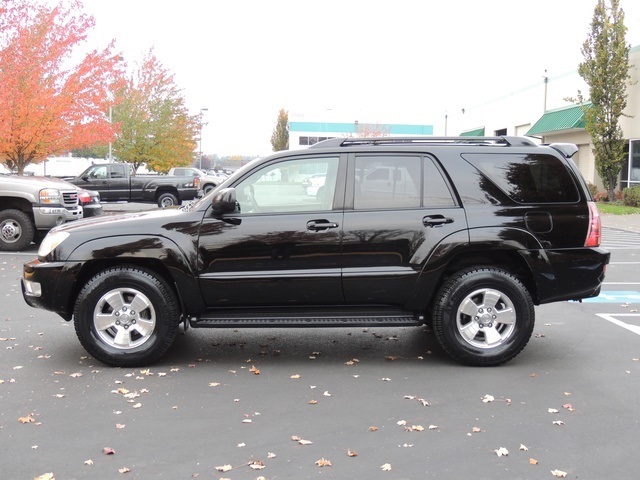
1,173 -> 83,250
66,163 -> 199,207
22,136 -> 610,367
167,167 -> 227,195
77,189 -> 102,217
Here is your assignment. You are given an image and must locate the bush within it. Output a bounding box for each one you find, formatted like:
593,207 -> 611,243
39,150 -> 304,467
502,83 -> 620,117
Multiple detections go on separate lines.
594,191 -> 609,202
587,182 -> 599,197
622,186 -> 640,207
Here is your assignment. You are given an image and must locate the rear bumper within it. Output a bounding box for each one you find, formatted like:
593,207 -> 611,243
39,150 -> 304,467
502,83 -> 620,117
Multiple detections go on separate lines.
522,247 -> 610,303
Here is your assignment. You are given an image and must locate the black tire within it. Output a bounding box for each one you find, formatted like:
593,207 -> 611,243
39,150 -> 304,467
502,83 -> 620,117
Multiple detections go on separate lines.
157,192 -> 180,208
0,209 -> 35,251
432,267 -> 534,366
203,184 -> 216,194
73,266 -> 180,367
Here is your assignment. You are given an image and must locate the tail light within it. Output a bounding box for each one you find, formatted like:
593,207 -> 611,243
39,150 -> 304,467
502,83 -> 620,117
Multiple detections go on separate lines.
194,177 -> 200,188
585,201 -> 601,247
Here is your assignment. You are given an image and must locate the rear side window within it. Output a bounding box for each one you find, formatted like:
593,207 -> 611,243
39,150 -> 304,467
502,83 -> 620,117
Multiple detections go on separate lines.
355,156 -> 421,209
462,153 -> 579,203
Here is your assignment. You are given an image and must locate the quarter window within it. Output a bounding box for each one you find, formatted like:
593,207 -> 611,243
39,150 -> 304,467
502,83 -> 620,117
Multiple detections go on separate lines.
462,153 -> 579,203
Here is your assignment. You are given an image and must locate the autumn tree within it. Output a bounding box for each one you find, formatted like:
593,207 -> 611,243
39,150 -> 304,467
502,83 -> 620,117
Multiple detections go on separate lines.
355,122 -> 391,137
575,0 -> 632,201
111,49 -> 199,174
0,0 -> 122,174
270,108 -> 289,151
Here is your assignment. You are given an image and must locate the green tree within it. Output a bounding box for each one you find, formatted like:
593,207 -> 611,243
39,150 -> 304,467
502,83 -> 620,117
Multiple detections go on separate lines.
575,0 -> 632,201
270,108 -> 289,152
112,49 -> 199,174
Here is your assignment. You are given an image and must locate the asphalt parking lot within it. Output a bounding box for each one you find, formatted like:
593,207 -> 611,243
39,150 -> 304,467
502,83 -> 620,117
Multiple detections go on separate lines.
1,211 -> 639,479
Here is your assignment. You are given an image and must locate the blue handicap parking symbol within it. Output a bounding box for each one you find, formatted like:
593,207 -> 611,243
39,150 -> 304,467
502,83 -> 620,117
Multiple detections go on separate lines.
581,291 -> 640,303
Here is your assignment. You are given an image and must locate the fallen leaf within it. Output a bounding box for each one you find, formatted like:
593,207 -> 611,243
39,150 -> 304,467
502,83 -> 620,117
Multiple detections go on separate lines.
237,442 -> 245,447
132,403 -> 142,409
551,469 -> 568,478
215,465 -> 233,472
471,427 -> 482,433
249,460 -> 265,470
267,452 -> 277,458
530,458 -> 539,465
482,394 -> 495,403
381,463 -> 392,471
495,447 -> 509,457
548,408 -> 559,413
562,403 -> 575,412
102,447 -> 116,455
386,356 -> 398,361
69,372 -> 82,378
290,374 -> 301,379
552,420 -> 565,426
250,365 -> 260,375
315,458 -> 332,467
323,391 -> 331,397
298,439 -> 313,445
347,449 -> 358,457
309,399 -> 317,405
369,426 -> 379,431
33,473 -> 54,480
118,467 -> 130,474
411,425 -> 425,431
84,459 -> 93,465
428,425 -> 438,430
115,424 -> 126,429
18,414 -> 36,424
519,444 -> 529,451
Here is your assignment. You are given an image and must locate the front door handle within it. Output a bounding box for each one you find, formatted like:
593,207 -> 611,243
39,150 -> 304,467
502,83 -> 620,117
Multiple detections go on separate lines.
307,219 -> 339,231
422,214 -> 453,227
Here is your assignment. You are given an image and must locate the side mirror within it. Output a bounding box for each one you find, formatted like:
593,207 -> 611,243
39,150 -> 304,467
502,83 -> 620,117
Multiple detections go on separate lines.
210,187 -> 239,216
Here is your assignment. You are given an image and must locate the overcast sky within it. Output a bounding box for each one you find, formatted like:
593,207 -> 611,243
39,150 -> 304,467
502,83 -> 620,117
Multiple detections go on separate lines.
81,0 -> 640,156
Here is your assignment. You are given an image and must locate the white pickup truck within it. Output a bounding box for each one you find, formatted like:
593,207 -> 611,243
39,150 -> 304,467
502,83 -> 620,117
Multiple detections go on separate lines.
167,167 -> 226,194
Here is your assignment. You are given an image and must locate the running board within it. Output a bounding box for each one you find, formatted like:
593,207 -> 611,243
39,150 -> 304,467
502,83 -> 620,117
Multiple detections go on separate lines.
189,309 -> 423,328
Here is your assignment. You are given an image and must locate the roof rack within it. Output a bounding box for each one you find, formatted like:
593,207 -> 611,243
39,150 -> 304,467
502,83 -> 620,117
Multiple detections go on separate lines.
309,136 -> 538,149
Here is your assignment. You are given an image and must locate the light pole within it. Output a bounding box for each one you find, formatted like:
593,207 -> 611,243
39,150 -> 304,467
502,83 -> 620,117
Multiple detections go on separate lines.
199,108 -> 208,170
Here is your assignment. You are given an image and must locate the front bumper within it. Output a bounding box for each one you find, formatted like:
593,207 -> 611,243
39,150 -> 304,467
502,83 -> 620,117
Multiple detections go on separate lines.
33,205 -> 83,230
22,258 -> 82,320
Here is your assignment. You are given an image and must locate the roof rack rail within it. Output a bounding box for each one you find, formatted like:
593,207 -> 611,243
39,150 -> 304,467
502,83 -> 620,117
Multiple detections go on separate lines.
308,136 -> 537,149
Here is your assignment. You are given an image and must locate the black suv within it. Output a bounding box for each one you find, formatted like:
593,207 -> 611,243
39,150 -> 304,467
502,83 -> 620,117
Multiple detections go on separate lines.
22,136 -> 610,367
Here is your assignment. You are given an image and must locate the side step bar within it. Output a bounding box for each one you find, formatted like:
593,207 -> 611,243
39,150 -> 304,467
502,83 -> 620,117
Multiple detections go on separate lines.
189,310 -> 424,328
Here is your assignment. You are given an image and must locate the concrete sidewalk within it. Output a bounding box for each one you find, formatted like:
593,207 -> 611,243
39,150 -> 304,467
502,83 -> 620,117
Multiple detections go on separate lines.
601,213 -> 640,233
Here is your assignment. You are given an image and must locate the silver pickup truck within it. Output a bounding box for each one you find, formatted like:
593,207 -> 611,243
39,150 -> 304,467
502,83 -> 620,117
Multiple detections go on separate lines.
0,174 -> 83,251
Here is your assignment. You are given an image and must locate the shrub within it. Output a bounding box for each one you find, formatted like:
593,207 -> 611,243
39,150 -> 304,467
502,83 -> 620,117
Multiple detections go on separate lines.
587,182 -> 599,197
594,191 -> 609,202
622,186 -> 640,207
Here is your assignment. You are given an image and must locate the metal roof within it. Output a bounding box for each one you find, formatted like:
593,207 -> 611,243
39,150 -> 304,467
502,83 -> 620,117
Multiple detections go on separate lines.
526,104 -> 589,136
460,127 -> 485,136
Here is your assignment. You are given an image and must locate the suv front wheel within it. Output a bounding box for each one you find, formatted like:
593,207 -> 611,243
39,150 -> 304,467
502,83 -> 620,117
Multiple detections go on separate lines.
73,266 -> 180,367
432,267 -> 534,366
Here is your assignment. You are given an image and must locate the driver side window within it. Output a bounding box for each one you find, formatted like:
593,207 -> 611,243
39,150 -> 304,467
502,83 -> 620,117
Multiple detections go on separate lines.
235,156 -> 339,214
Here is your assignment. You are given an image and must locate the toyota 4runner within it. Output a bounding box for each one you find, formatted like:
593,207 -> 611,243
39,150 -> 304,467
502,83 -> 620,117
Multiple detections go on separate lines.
22,136 -> 610,367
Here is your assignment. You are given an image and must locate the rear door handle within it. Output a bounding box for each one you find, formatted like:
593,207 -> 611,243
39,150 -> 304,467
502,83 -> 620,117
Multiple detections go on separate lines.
307,219 -> 339,231
422,214 -> 453,227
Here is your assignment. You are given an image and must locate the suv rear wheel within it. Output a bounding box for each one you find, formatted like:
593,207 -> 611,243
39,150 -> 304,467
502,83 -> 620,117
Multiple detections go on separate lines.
73,266 -> 180,367
432,267 -> 534,366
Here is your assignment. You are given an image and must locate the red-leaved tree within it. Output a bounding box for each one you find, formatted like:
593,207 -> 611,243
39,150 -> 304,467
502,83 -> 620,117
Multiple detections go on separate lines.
0,0 -> 123,174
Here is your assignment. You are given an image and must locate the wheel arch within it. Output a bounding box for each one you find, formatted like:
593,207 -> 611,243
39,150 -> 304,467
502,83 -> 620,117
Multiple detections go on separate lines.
417,227 -> 545,315
61,235 -> 205,320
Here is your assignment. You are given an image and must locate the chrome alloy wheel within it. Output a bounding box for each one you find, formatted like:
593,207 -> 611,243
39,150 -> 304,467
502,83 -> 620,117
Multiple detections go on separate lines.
456,288 -> 516,349
93,288 -> 157,349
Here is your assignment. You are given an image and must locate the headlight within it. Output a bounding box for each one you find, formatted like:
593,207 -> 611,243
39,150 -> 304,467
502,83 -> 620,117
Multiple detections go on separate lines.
40,188 -> 62,204
38,231 -> 70,257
